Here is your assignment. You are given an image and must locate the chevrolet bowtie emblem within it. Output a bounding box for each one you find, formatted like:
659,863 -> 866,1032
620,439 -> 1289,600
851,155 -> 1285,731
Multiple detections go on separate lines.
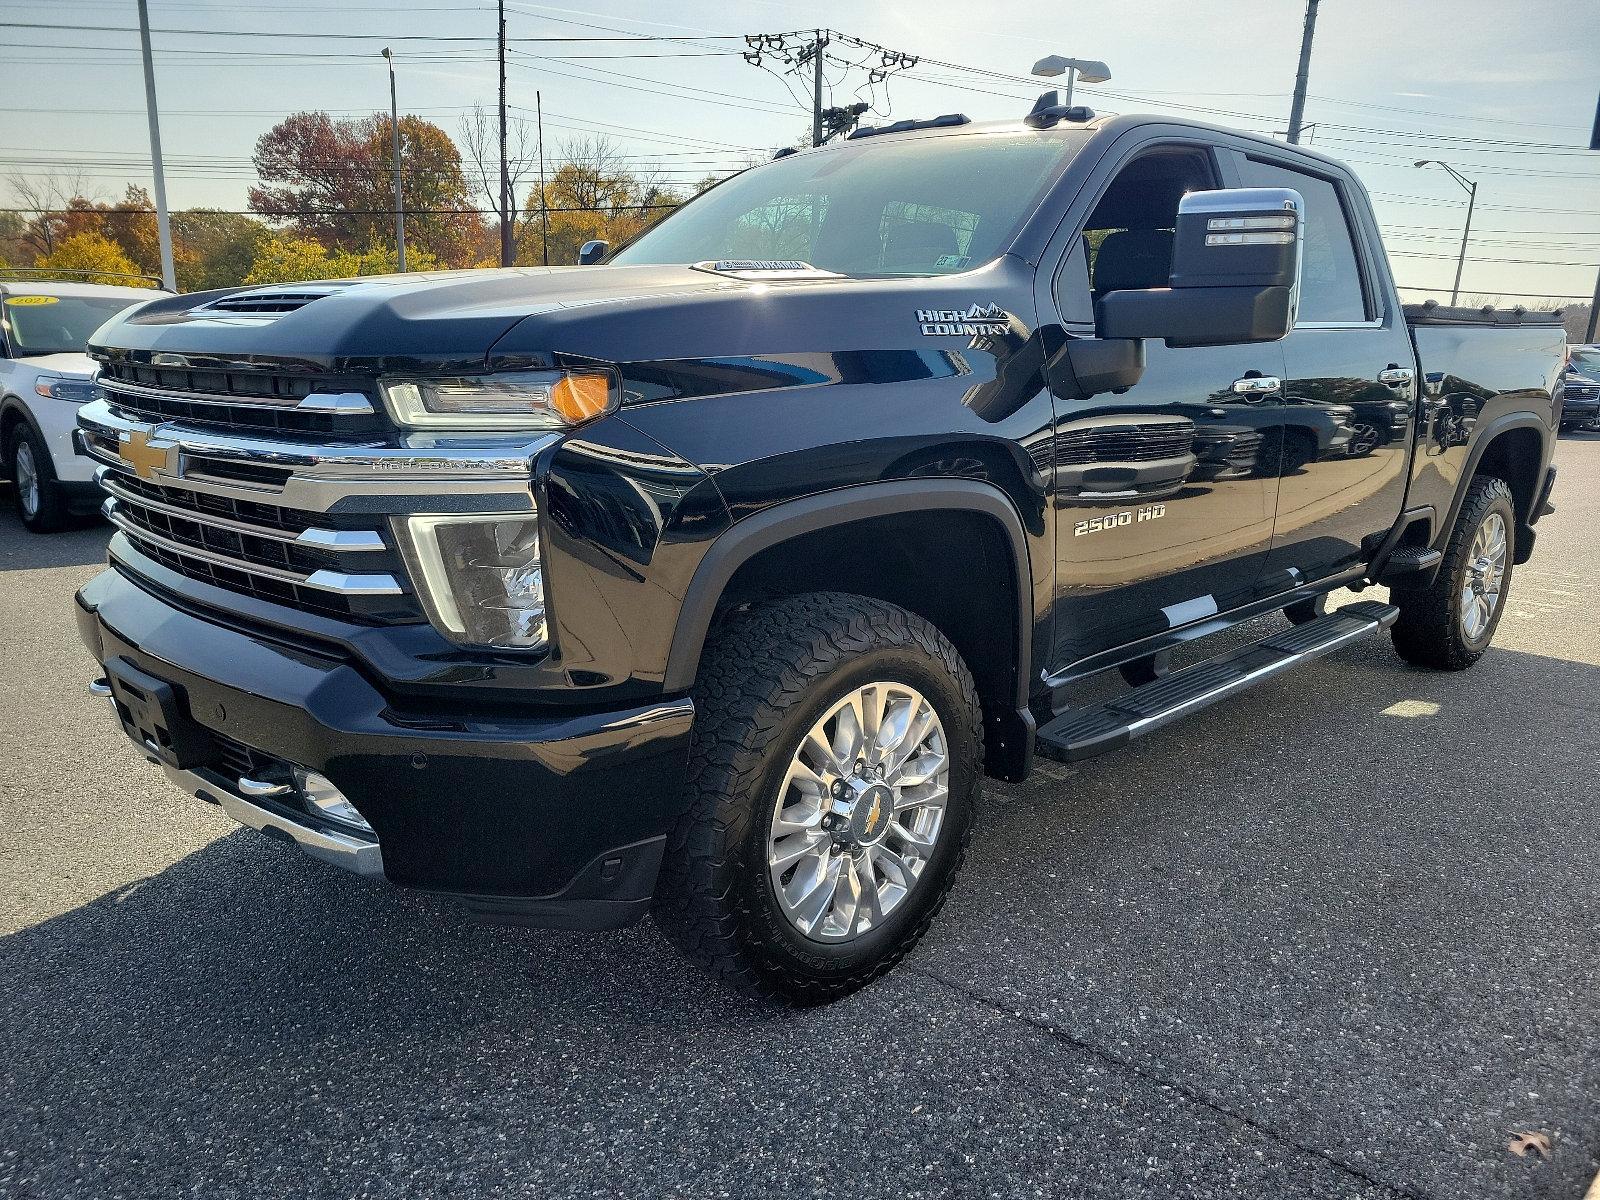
865,792 -> 883,837
118,429 -> 177,481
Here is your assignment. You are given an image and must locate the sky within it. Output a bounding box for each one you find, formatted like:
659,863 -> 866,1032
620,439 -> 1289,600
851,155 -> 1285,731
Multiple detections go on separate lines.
1,0 -> 1596,306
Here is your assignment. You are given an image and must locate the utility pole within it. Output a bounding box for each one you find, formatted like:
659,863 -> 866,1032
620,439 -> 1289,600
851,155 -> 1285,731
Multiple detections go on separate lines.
135,0 -> 175,290
382,48 -> 406,271
536,90 -> 549,266
1584,267 -> 1598,343
1286,0 -> 1319,145
498,0 -> 512,267
1415,159 -> 1476,306
808,30 -> 828,148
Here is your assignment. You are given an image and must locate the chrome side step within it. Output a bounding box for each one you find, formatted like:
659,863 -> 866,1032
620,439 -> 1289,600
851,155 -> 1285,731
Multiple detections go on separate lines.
1036,599 -> 1399,763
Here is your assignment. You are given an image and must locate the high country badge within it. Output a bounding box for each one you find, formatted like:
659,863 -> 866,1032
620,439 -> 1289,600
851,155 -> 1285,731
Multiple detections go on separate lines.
916,303 -> 1011,336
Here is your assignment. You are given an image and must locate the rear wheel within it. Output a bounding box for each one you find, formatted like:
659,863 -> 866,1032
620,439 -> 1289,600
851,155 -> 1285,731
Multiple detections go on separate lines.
1389,475 -> 1514,670
654,592 -> 981,1005
8,423 -> 68,533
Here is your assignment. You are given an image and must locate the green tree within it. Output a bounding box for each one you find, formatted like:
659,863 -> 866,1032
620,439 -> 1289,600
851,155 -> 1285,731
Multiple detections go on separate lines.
173,210 -> 270,291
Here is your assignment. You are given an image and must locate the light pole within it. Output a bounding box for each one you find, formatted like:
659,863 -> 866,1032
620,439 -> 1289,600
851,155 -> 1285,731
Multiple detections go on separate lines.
382,47 -> 406,272
1415,159 -> 1477,306
1031,54 -> 1111,110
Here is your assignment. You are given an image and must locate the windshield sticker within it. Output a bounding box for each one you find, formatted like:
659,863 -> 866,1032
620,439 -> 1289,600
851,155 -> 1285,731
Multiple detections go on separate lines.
916,303 -> 1009,336
5,295 -> 59,306
933,254 -> 972,270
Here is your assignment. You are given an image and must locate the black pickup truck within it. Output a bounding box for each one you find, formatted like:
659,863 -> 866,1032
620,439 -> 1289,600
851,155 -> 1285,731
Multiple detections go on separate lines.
74,107 -> 1565,1004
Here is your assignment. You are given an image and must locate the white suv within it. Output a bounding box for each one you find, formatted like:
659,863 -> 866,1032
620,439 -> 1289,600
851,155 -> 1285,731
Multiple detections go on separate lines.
1,281 -> 160,532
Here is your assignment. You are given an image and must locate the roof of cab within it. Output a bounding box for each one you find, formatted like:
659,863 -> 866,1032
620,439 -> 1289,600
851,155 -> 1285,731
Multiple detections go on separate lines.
801,110 -> 1360,177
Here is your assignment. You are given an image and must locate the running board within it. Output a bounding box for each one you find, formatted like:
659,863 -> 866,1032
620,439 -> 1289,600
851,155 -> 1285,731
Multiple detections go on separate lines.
1036,599 -> 1399,763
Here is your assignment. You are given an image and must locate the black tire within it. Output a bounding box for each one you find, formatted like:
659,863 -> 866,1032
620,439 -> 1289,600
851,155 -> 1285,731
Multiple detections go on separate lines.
1389,475 -> 1515,671
653,592 -> 982,1005
7,422 -> 68,533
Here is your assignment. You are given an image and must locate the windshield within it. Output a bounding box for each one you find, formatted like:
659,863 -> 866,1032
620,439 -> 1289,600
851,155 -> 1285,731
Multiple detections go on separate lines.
2,294 -> 144,357
611,131 -> 1083,278
1568,348 -> 1600,378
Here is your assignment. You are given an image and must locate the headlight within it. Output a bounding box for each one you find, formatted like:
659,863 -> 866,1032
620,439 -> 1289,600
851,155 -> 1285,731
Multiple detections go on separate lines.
394,513 -> 547,649
379,369 -> 616,430
34,378 -> 100,403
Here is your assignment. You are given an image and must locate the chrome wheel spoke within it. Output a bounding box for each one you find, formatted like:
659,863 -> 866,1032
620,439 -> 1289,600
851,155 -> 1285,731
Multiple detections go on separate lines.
788,852 -> 843,932
768,679 -> 950,944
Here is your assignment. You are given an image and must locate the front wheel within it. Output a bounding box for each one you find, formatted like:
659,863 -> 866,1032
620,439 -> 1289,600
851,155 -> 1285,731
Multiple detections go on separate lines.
1390,475 -> 1515,670
654,592 -> 982,1005
8,423 -> 69,533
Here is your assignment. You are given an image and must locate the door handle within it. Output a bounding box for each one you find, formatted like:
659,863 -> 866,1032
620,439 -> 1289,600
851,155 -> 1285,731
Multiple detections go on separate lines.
1378,366 -> 1414,387
1231,376 -> 1282,396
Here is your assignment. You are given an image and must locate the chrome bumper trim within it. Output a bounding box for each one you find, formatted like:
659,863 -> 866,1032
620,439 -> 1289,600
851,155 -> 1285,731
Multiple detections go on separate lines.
161,762 -> 386,878
78,400 -> 551,513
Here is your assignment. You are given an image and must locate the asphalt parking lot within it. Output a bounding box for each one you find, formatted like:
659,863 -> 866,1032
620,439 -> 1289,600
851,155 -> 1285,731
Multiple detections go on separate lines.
2,433 -> 1597,1200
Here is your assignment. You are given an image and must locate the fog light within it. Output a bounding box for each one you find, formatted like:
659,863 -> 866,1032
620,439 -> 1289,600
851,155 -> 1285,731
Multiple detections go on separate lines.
394,513 -> 547,649
293,767 -> 372,835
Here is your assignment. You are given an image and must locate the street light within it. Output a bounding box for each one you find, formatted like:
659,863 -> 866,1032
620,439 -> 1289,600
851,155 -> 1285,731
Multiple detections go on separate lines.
1031,54 -> 1111,110
1414,159 -> 1477,306
381,47 -> 406,272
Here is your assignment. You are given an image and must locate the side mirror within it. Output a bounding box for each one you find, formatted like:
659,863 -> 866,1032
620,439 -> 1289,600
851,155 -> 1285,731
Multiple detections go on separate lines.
577,239 -> 609,266
1097,187 -> 1303,348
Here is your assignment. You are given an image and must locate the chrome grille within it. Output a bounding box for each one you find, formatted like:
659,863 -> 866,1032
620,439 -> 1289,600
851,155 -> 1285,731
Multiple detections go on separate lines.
97,362 -> 387,437
100,469 -> 420,624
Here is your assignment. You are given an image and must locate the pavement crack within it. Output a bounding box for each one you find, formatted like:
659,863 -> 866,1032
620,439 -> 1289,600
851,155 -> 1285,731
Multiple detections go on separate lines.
911,966 -> 1430,1200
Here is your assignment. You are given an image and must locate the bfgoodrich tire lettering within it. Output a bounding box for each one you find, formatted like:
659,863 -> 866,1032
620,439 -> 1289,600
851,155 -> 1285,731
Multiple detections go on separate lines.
1389,474 -> 1516,671
653,592 -> 981,1005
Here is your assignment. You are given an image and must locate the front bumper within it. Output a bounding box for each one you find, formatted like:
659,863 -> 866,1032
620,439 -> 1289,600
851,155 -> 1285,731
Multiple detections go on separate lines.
76,565 -> 695,929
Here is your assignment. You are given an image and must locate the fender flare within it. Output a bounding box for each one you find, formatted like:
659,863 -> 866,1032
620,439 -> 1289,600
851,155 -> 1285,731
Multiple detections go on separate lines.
1439,411 -> 1549,547
662,478 -> 1035,707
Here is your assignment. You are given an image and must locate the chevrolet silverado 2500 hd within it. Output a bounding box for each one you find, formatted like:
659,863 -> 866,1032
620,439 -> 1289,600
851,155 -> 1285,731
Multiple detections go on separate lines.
74,107 -> 1565,1003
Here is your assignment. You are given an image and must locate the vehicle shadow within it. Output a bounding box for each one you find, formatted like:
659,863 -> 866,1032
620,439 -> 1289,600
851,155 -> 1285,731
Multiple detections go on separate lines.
0,483 -> 109,571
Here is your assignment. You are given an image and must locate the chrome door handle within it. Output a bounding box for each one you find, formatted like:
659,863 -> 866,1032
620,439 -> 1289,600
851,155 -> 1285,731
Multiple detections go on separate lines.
1378,366 -> 1414,387
1231,376 -> 1282,395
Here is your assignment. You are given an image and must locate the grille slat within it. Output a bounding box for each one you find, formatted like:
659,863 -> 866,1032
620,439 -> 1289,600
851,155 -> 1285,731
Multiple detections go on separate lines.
98,363 -> 387,436
102,470 -> 419,624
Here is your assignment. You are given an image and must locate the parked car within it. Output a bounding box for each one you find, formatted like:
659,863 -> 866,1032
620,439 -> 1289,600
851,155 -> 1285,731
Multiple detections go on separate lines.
1559,345 -> 1599,431
73,107 -> 1564,1004
1,281 -> 161,531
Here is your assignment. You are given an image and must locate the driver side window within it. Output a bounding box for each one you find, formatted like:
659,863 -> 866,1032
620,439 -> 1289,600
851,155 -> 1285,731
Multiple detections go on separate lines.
1056,145 -> 1219,323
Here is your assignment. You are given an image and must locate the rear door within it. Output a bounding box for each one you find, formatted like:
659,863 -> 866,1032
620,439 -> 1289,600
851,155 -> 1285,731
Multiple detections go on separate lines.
1230,152 -> 1417,589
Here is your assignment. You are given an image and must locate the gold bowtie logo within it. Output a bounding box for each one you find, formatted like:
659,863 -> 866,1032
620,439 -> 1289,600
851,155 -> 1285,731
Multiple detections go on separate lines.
865,792 -> 883,837
118,429 -> 176,482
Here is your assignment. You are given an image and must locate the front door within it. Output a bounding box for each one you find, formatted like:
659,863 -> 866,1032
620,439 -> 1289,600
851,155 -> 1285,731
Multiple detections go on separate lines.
1041,143 -> 1283,671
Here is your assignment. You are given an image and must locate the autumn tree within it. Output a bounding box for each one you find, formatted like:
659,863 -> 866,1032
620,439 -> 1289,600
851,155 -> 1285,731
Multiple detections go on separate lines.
244,233 -> 437,285
34,232 -> 153,286
249,111 -> 482,266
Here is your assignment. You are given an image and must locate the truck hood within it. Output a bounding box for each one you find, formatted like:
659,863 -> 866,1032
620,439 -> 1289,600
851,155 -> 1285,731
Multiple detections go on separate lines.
10,351 -> 96,378
86,266 -> 760,375
85,259 -> 1039,378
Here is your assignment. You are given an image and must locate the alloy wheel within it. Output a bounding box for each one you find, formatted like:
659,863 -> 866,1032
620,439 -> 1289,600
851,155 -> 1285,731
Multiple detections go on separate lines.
1459,510 -> 1507,642
766,682 -> 949,944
